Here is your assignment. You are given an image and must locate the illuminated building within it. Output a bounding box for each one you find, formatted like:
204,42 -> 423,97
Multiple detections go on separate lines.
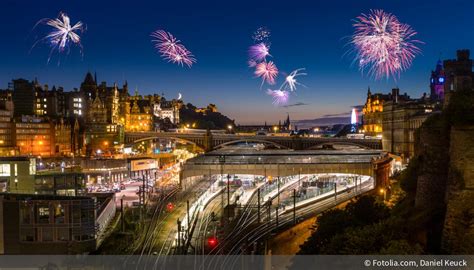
195,103 -> 218,114
12,116 -> 73,157
54,118 -> 72,156
361,87 -> 409,137
87,90 -> 108,124
0,101 -> 16,156
15,116 -> 55,157
125,92 -> 153,132
350,108 -> 358,133
430,60 -> 446,101
0,157 -> 36,193
153,99 -> 181,125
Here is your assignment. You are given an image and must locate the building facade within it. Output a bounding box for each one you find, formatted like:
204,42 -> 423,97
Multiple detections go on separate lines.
382,99 -> 436,163
0,193 -> 115,254
362,88 -> 410,138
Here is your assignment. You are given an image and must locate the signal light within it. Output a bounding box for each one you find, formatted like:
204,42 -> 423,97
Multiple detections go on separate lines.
167,202 -> 174,211
207,236 -> 218,248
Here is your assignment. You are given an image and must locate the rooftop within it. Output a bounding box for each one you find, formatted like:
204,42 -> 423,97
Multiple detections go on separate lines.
186,148 -> 385,165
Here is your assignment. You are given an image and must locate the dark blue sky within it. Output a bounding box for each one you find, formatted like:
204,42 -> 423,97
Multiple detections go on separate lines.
0,0 -> 473,124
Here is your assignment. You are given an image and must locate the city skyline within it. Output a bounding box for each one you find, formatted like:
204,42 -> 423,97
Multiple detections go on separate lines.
0,0 -> 473,124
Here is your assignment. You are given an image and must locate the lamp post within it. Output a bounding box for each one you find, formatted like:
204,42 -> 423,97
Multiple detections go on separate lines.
121,195 -> 125,232
380,188 -> 386,201
227,125 -> 233,134
227,174 -> 231,205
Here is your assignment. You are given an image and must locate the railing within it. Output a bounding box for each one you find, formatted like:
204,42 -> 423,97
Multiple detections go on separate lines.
95,195 -> 116,238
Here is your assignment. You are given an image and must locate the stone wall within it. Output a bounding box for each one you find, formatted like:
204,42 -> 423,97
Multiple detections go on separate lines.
414,118 -> 450,209
441,126 -> 474,253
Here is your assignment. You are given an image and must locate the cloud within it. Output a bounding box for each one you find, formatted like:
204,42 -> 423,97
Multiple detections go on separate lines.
321,105 -> 364,118
282,102 -> 309,108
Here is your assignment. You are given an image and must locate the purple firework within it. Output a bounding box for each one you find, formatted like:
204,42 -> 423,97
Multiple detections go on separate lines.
267,89 -> 289,106
151,30 -> 196,67
248,43 -> 270,62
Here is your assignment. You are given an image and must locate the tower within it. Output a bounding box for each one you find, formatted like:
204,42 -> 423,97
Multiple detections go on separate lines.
430,60 -> 445,101
350,108 -> 358,133
111,83 -> 120,124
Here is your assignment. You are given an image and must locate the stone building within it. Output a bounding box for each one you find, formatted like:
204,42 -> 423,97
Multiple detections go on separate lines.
153,98 -> 181,125
430,60 -> 446,101
361,87 -> 410,138
382,98 -> 435,163
54,118 -> 72,156
444,49 -> 473,93
0,108 -> 16,156
124,92 -> 153,132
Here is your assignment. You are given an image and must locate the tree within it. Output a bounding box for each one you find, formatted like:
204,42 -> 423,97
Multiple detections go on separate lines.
399,156 -> 419,194
298,195 -> 390,254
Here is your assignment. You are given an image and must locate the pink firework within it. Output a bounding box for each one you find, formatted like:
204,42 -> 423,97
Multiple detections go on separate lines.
248,43 -> 270,62
351,9 -> 422,79
267,89 -> 289,106
151,30 -> 196,67
255,61 -> 278,85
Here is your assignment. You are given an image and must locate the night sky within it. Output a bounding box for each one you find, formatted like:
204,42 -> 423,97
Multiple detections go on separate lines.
0,0 -> 473,124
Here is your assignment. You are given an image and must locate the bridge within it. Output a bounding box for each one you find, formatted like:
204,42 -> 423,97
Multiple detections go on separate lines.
124,131 -> 382,152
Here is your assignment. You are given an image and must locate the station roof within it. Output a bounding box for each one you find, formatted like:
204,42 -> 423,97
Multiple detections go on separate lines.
186,148 -> 386,165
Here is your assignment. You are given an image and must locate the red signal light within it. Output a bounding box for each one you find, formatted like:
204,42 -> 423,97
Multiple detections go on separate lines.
207,236 -> 218,248
167,202 -> 174,211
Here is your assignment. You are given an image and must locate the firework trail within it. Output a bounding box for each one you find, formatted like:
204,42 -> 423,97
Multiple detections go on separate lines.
350,9 -> 422,79
248,59 -> 257,68
248,43 -> 271,62
151,30 -> 196,67
255,61 -> 279,86
280,68 -> 307,92
32,12 -> 85,63
252,26 -> 271,43
267,89 -> 289,106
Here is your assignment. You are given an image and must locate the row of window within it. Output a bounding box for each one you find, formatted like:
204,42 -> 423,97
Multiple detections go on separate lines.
20,202 -> 94,226
16,124 -> 50,128
20,227 -> 94,242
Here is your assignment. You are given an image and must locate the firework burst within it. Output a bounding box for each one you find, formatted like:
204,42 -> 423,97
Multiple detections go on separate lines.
252,26 -> 271,43
255,61 -> 279,86
280,68 -> 307,92
267,89 -> 289,106
33,12 -> 85,63
151,30 -> 196,67
248,43 -> 271,62
350,9 -> 422,79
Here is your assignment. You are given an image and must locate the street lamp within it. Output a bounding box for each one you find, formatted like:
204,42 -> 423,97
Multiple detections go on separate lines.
380,188 -> 386,201
227,125 -> 233,133
273,126 -> 278,133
